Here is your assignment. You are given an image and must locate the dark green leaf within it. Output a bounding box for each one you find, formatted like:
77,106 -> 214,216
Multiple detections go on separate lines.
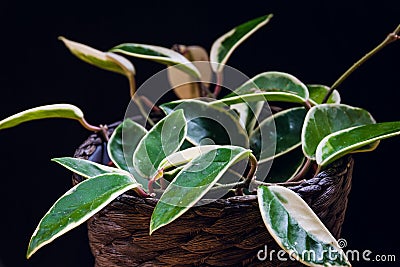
107,119 -> 147,171
302,104 -> 375,159
307,84 -> 340,104
133,110 -> 187,178
150,146 -> 251,233
317,121 -> 400,166
210,14 -> 273,72
160,100 -> 248,147
230,102 -> 264,134
110,43 -> 201,79
107,118 -> 149,188
27,173 -> 139,258
250,107 -> 307,163
263,148 -> 305,183
225,71 -> 309,102
258,185 -> 351,266
0,104 -> 84,130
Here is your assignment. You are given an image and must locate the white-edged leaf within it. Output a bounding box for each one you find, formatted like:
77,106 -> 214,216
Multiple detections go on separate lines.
316,121 -> 400,166
210,14 -> 273,73
160,99 -> 249,147
0,104 -> 84,130
110,43 -> 201,79
107,118 -> 149,188
258,185 -> 351,266
150,146 -> 251,234
250,107 -> 307,163
27,173 -> 139,259
159,145 -> 221,170
59,36 -> 135,76
52,157 -> 129,178
230,102 -> 264,133
107,119 -> 147,172
225,71 -> 309,102
302,104 -> 375,160
133,110 -> 187,178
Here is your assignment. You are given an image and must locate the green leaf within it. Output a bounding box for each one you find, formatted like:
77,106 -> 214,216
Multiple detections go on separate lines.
133,110 -> 187,178
52,157 -> 129,178
264,148 -> 305,183
258,185 -> 351,266
317,121 -> 400,166
107,118 -> 149,188
307,84 -> 340,105
159,145 -> 222,170
110,43 -> 201,79
250,107 -> 307,163
59,37 -> 135,76
302,104 -> 375,160
0,104 -> 84,130
107,119 -> 147,172
230,102 -> 264,134
225,71 -> 309,102
150,146 -> 251,234
160,100 -> 249,147
215,92 -> 307,106
27,173 -> 139,259
210,14 -> 273,73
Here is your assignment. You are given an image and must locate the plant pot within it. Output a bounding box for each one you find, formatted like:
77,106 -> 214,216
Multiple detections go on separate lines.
72,121 -> 354,267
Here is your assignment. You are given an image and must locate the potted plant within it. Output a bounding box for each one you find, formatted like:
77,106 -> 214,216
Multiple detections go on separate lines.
0,14 -> 399,266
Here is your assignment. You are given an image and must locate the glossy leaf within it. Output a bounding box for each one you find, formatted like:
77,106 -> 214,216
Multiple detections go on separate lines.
160,100 -> 248,147
230,102 -> 264,134
59,37 -> 135,76
52,157 -> 128,178
110,43 -> 201,79
107,119 -> 147,172
302,104 -> 375,160
27,173 -> 139,258
225,71 -> 309,102
258,185 -> 351,266
264,148 -> 305,183
107,119 -> 150,188
150,146 -> 251,234
307,84 -> 340,105
317,121 -> 400,166
250,107 -> 307,163
0,104 -> 84,130
159,145 -> 221,170
215,92 -> 307,106
133,110 -> 187,178
168,45 -> 212,99
210,14 -> 273,73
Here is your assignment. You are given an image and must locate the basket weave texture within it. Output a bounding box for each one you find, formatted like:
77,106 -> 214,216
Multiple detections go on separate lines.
73,124 -> 353,267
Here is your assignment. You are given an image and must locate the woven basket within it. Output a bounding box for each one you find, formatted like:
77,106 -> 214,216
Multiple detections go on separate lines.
72,122 -> 353,267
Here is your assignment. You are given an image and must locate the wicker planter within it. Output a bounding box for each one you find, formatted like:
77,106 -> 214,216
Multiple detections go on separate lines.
73,122 -> 353,267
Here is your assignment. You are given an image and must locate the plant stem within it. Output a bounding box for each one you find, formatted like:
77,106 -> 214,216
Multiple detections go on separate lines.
322,24 -> 400,103
213,71 -> 223,98
287,158 -> 312,182
128,74 -> 155,127
79,118 -> 102,132
243,153 -> 258,189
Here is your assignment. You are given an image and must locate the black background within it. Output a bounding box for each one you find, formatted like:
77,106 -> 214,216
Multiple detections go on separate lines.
0,1 -> 399,266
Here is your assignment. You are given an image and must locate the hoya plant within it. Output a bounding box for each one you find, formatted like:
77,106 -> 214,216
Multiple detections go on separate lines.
0,14 -> 399,266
